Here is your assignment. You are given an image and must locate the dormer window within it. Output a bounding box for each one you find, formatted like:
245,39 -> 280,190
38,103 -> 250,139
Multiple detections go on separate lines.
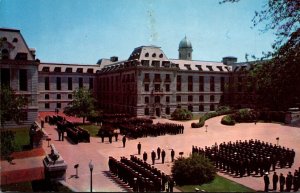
2,37 -> 7,41
13,38 -> 18,43
145,52 -> 149,57
87,68 -> 94,74
216,66 -> 224,71
77,68 -> 83,73
196,65 -> 203,71
152,53 -> 156,58
54,67 -> 61,72
1,49 -> 9,60
42,67 -> 50,72
159,53 -> 163,58
184,64 -> 192,70
206,66 -> 213,71
66,67 -> 72,73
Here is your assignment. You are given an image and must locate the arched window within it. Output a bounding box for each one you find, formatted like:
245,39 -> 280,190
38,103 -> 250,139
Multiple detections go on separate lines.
13,38 -> 18,43
159,53 -> 163,58
1,49 -> 9,60
145,52 -> 149,57
152,53 -> 156,58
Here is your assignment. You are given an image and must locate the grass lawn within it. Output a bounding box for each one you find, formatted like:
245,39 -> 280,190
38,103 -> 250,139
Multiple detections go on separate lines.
177,175 -> 255,192
1,127 -> 30,152
79,124 -> 99,137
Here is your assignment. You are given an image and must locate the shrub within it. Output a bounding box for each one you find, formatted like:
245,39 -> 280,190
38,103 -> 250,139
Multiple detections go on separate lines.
171,108 -> 193,120
171,154 -> 216,186
191,122 -> 201,128
221,115 -> 236,125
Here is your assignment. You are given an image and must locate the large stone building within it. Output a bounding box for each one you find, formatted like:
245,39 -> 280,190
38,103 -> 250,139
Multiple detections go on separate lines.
96,37 -> 238,118
0,28 -> 39,127
1,28 -> 252,126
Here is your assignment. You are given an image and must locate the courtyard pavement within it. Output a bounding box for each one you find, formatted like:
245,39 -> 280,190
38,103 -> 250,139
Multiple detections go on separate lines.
41,115 -> 300,192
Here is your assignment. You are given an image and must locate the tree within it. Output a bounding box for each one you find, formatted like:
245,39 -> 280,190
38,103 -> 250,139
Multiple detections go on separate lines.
63,87 -> 96,124
220,0 -> 300,110
0,85 -> 28,128
171,154 -> 216,186
171,108 -> 192,120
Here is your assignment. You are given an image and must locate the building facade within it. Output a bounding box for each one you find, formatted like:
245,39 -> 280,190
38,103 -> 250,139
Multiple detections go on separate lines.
1,28 -> 252,127
0,28 -> 39,127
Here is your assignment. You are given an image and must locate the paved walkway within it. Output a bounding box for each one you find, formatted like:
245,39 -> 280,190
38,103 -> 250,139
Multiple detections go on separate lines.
41,116 -> 300,192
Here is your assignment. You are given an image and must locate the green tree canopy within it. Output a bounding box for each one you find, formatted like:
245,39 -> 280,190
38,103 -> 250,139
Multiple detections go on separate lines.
63,87 -> 96,123
0,85 -> 28,128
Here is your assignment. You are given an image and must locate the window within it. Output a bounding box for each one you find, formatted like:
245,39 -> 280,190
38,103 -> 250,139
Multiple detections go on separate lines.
79,77 -> 83,88
66,67 -> 72,73
45,77 -> 50,90
166,107 -> 170,115
188,105 -> 193,112
56,77 -> 61,90
210,76 -> 215,92
238,77 -> 243,92
177,75 -> 181,91
199,95 -> 204,102
165,74 -> 171,82
210,104 -> 215,111
54,67 -> 61,72
45,94 -> 49,99
196,65 -> 203,71
145,84 -> 149,92
188,95 -> 193,102
176,96 -> 181,102
68,77 -> 72,90
199,76 -> 204,91
45,103 -> 50,109
221,77 -> 225,92
89,78 -> 94,90
68,94 -> 72,99
1,49 -> 9,59
1,68 -> 10,86
185,64 -> 192,70
152,53 -> 156,57
155,96 -> 160,103
57,94 -> 61,99
166,96 -> 170,103
145,108 -> 149,115
152,61 -> 160,67
13,38 -> 18,43
141,60 -> 150,66
145,97 -> 149,103
188,76 -> 193,91
57,103 -> 61,108
165,84 -> 170,92
19,69 -> 27,91
145,53 -> 149,57
210,95 -> 215,102
199,105 -> 204,112
154,74 -> 161,82
159,53 -> 163,58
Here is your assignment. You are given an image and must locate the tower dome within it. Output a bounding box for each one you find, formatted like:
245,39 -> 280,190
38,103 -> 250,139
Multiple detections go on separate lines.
178,36 -> 193,60
179,36 -> 192,49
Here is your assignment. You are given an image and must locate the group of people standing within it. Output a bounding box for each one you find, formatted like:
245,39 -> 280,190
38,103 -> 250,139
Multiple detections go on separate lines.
264,169 -> 300,192
192,139 -> 295,178
137,142 -> 175,165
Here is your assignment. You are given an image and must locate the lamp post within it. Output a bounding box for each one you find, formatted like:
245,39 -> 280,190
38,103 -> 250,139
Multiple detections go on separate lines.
89,160 -> 94,192
276,137 -> 279,146
205,125 -> 208,132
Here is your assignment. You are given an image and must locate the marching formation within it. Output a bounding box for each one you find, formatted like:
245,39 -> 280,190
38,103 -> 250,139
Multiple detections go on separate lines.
192,139 -> 296,177
108,155 -> 175,192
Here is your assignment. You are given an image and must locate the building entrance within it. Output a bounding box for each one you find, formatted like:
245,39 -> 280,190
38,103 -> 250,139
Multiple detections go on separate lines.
156,108 -> 161,117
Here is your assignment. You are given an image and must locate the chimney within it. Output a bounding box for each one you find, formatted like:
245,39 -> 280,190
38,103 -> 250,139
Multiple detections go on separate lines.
30,48 -> 36,59
110,56 -> 118,62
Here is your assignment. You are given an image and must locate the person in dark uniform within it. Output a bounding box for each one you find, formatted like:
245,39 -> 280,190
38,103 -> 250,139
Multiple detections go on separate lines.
143,151 -> 148,162
114,132 -> 118,141
109,134 -> 112,143
286,171 -> 293,192
122,135 -> 126,148
137,142 -> 142,155
161,149 -> 166,164
279,173 -> 285,192
264,172 -> 270,192
57,127 -> 61,141
171,149 -> 175,162
273,172 -> 279,191
157,147 -> 161,160
151,150 -> 156,165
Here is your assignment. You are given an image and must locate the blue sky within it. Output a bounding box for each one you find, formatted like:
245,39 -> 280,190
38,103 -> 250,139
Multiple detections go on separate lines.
0,0 -> 276,64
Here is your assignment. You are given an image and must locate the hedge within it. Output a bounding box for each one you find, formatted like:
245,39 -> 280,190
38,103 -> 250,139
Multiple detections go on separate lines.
221,115 -> 236,125
171,108 -> 193,120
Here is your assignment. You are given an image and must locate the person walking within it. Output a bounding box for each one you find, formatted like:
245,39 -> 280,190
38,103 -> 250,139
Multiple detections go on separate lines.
143,151 -> 148,162
151,150 -> 156,165
171,149 -> 175,162
161,149 -> 166,164
137,142 -> 142,155
157,147 -> 161,160
122,135 -> 126,148
273,172 -> 279,191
